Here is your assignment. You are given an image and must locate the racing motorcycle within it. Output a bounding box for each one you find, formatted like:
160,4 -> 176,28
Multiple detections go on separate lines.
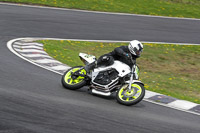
61,53 -> 145,105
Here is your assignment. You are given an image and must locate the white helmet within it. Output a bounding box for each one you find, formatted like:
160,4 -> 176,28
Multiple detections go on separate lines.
128,40 -> 143,57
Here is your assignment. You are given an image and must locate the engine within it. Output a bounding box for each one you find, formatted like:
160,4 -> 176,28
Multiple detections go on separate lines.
91,68 -> 119,92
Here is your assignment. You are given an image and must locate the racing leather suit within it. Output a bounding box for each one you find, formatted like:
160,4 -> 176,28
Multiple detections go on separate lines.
98,46 -> 138,68
85,46 -> 138,72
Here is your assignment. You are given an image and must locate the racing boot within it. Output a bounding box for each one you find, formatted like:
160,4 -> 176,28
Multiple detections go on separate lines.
84,61 -> 97,73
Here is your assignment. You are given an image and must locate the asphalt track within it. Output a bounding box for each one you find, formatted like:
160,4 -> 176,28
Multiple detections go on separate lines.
0,3 -> 200,133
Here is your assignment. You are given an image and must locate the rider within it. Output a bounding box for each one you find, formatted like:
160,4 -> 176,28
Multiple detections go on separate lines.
84,40 -> 143,72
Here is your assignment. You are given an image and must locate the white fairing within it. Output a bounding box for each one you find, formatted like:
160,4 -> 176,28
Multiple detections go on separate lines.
79,53 -> 96,64
93,60 -> 131,77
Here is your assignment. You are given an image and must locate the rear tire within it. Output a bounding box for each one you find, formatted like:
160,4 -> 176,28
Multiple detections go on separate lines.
116,83 -> 145,106
61,66 -> 87,90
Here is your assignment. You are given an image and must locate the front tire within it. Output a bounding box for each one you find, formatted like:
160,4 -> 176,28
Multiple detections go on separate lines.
61,66 -> 87,90
116,83 -> 145,106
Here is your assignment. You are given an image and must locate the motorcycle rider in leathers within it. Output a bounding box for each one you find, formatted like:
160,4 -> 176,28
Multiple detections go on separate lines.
84,40 -> 144,72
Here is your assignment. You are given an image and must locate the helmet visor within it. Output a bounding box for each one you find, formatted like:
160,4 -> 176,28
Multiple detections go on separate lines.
135,49 -> 143,56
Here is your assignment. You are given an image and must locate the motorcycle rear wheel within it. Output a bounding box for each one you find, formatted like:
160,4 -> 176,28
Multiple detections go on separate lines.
61,66 -> 87,90
116,83 -> 145,106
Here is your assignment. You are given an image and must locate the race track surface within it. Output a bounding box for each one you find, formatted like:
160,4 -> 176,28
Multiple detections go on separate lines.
0,4 -> 200,133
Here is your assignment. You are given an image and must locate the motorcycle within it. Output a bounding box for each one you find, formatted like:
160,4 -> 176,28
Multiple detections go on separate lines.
61,53 -> 145,106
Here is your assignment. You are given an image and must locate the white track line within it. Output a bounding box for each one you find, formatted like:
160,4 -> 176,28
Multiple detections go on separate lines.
14,42 -> 43,47
33,59 -> 61,64
0,2 -> 200,21
21,53 -> 52,58
13,45 -> 43,49
15,49 -> 46,54
51,65 -> 70,71
20,37 -> 200,45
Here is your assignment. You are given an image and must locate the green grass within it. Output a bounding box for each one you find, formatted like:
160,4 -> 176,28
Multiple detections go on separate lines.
1,0 -> 200,18
38,40 -> 200,104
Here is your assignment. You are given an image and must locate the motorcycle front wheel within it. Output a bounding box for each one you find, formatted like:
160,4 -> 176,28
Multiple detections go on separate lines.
116,83 -> 145,106
61,66 -> 87,90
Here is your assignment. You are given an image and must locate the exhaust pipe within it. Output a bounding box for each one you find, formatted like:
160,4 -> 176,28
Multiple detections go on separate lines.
91,89 -> 111,96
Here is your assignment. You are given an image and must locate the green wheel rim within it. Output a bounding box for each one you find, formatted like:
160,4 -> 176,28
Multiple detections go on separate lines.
64,68 -> 86,85
118,84 -> 142,102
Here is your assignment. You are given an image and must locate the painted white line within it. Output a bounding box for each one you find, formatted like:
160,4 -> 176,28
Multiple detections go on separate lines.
142,41 -> 200,46
15,49 -> 46,54
21,53 -> 51,58
23,37 -> 200,45
14,42 -> 43,47
33,59 -> 61,64
168,100 -> 198,110
0,2 -> 200,21
51,65 -> 70,71
28,43 -> 43,47
13,45 -> 43,50
13,45 -> 43,49
12,45 -> 22,48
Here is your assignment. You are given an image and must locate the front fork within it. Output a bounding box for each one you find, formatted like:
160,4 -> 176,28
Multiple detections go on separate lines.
128,65 -> 135,92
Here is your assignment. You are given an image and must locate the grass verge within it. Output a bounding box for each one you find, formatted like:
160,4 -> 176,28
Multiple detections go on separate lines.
38,40 -> 200,104
1,0 -> 200,19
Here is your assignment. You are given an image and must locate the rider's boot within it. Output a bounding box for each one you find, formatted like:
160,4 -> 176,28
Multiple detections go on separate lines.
84,61 -> 97,73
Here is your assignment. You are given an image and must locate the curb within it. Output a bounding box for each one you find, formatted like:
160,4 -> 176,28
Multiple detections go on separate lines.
7,38 -> 200,116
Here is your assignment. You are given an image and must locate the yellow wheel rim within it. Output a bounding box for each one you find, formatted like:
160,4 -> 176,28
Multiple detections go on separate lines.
118,84 -> 142,102
64,68 -> 86,85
